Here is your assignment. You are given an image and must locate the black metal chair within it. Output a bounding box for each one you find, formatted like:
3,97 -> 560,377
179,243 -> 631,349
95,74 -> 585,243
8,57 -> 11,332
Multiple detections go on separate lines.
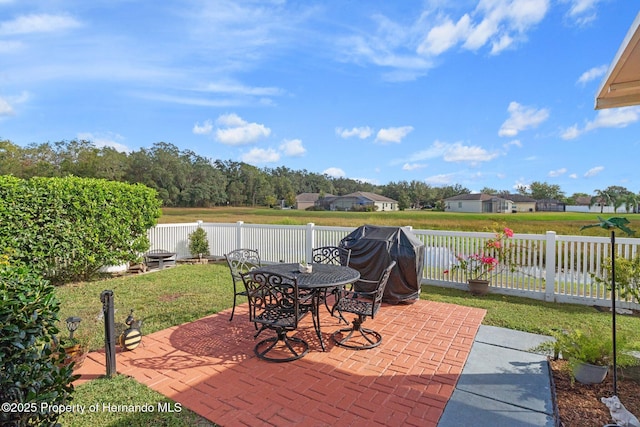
331,260 -> 396,350
225,249 -> 261,322
311,246 -> 352,316
241,270 -> 310,362
311,246 -> 351,266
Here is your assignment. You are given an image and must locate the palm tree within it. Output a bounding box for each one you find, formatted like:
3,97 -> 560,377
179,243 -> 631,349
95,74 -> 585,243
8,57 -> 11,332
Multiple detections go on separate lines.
624,193 -> 640,214
590,189 -> 612,213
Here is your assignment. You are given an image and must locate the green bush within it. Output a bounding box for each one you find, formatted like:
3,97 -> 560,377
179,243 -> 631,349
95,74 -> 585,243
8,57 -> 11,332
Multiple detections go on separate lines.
592,255 -> 640,303
0,175 -> 161,283
0,256 -> 77,426
188,227 -> 210,258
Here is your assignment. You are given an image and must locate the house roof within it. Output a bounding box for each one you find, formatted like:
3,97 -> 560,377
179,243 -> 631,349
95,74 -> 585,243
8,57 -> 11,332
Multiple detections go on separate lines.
343,191 -> 397,203
503,194 -> 536,203
295,192 -> 335,203
596,12 -> 640,109
444,193 -> 499,201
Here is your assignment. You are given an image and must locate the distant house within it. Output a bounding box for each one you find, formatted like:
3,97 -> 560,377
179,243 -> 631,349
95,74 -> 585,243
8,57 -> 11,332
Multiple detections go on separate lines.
444,194 -> 513,213
566,196 -> 618,213
295,193 -> 335,210
313,191 -> 398,211
504,194 -> 536,213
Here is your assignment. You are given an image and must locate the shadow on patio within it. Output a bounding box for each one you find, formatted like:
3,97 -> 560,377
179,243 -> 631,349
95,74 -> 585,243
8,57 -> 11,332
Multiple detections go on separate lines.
77,300 -> 485,426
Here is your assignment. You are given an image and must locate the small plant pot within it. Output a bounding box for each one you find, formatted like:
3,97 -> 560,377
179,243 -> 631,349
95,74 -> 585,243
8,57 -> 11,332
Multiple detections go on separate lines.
572,362 -> 608,384
298,263 -> 312,274
467,279 -> 490,296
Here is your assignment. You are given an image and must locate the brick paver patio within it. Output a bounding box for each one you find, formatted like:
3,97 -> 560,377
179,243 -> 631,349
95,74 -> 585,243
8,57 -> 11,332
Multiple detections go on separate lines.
75,300 -> 485,426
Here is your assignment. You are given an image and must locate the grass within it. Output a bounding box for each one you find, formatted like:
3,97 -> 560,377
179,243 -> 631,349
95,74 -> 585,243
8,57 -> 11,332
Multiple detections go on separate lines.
58,375 -> 215,427
55,262 -> 640,425
158,206 -> 640,236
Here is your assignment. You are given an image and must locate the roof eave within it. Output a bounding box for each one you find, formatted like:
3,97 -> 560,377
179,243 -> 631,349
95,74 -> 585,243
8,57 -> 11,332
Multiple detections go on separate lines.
595,12 -> 640,110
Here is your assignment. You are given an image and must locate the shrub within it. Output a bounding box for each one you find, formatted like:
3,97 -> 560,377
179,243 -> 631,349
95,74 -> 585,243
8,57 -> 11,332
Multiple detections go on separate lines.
0,176 -> 161,283
188,227 -> 210,258
0,255 -> 77,426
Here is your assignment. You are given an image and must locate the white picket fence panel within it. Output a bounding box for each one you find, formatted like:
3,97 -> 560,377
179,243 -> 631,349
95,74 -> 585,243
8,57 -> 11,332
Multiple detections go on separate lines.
147,221 -> 640,309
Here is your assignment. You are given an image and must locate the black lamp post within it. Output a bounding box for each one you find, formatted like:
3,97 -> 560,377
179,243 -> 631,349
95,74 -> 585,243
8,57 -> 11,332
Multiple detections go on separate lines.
65,316 -> 82,340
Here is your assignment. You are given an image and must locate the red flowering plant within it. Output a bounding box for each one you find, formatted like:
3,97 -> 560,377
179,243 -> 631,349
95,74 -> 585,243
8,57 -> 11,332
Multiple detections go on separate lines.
445,227 -> 516,282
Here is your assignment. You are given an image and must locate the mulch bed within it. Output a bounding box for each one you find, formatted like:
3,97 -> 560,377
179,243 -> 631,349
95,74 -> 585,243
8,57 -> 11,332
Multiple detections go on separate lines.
551,359 -> 640,426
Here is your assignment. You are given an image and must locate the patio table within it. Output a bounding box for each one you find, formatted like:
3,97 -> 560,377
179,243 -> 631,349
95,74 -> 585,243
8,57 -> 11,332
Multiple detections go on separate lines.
254,262 -> 360,351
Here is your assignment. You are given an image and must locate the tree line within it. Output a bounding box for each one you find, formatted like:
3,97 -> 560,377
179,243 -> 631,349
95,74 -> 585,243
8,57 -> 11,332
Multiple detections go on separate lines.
1,139 -> 637,210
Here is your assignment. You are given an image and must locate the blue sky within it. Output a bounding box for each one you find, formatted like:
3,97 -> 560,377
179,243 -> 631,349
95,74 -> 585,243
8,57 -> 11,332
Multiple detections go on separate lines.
1,0 -> 639,196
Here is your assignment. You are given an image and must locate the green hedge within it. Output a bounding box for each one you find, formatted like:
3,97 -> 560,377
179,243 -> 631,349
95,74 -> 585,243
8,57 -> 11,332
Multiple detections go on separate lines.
0,176 -> 161,283
0,257 -> 76,426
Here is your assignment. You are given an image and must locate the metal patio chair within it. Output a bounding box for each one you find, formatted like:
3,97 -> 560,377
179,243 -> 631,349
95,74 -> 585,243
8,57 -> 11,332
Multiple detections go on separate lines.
224,249 -> 261,322
330,260 -> 396,350
241,270 -> 310,362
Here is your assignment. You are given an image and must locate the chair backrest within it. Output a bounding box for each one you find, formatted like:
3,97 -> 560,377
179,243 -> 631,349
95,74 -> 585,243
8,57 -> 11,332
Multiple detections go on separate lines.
372,260 -> 396,309
225,249 -> 261,284
241,270 -> 302,330
312,246 -> 351,266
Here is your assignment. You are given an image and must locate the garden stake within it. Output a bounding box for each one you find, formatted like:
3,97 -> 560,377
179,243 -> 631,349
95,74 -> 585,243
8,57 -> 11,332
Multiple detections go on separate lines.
581,216 -> 635,396
100,290 -> 117,378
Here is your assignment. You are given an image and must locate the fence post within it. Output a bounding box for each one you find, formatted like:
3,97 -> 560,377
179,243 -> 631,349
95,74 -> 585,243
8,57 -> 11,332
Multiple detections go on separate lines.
236,221 -> 244,249
306,223 -> 315,262
544,231 -> 556,302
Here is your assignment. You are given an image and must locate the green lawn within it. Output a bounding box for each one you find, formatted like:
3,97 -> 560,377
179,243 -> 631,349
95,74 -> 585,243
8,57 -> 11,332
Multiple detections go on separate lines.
158,206 -> 640,236
56,263 -> 640,426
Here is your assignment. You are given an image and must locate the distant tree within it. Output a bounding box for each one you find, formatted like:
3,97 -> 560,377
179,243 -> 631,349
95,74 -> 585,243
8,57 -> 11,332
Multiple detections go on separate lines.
591,189 -> 613,213
567,192 -> 590,205
480,187 -> 498,195
529,181 -> 565,201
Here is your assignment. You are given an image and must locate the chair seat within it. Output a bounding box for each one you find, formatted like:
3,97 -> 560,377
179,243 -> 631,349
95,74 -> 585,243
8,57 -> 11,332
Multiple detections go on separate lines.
255,307 -> 306,329
333,298 -> 375,317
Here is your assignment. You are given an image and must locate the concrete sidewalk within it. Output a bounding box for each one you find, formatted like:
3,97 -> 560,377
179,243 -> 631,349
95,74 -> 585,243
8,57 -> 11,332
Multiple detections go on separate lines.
438,325 -> 558,427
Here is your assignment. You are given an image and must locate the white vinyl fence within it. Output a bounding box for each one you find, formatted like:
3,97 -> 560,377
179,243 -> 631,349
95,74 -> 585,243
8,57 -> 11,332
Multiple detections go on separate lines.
147,221 -> 640,310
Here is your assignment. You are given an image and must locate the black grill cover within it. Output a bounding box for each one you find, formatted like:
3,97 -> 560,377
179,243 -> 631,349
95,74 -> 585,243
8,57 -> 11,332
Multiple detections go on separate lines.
339,225 -> 425,304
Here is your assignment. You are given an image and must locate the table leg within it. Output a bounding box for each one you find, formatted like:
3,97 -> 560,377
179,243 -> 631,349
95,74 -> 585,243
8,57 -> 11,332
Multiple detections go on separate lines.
312,291 -> 326,351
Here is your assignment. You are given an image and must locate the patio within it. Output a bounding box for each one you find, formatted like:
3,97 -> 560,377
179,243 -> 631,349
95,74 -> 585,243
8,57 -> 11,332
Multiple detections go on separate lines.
75,299 -> 486,426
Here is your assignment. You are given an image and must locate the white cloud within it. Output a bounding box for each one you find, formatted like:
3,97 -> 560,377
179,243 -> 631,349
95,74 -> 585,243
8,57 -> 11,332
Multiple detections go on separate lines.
585,107 -> 640,131
424,173 -> 456,186
0,14 -> 82,35
0,97 -> 14,116
498,101 -> 549,137
419,14 -> 472,56
421,0 -> 549,56
193,120 -> 213,135
375,126 -> 413,144
336,126 -> 373,139
204,80 -> 283,97
241,147 -> 280,164
561,107 -> 640,140
569,173 -> 578,179
323,167 -> 346,178
564,0 -> 601,25
77,132 -> 130,153
214,113 -> 271,145
577,65 -> 608,85
443,142 -> 499,162
279,139 -> 306,157
561,124 -> 581,140
405,141 -> 498,164
0,91 -> 29,117
402,163 -> 426,171
503,140 -> 522,149
548,168 -> 567,177
584,166 -> 604,177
